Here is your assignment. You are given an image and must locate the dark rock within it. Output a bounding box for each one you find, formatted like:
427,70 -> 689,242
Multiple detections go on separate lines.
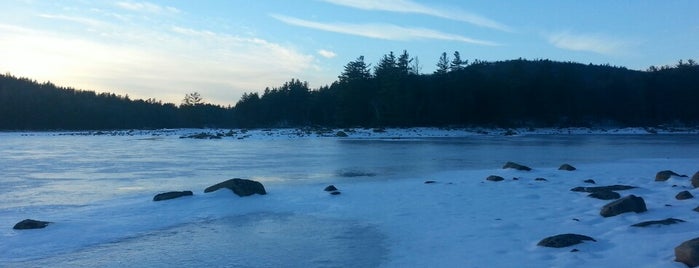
570,249 -> 579,252
583,179 -> 596,184
424,180 -> 436,184
588,191 -> 621,200
677,191 -> 694,200
335,131 -> 348,137
13,219 -> 52,230
204,178 -> 267,197
330,191 -> 341,195
631,218 -> 685,227
692,172 -> 699,188
600,195 -> 647,217
324,185 -> 338,191
512,177 -> 519,181
656,170 -> 686,181
559,164 -> 576,171
675,237 -> 699,267
486,175 -> 505,182
537,233 -> 596,248
534,178 -> 547,182
502,162 -> 531,171
153,191 -> 193,201
570,185 -> 636,193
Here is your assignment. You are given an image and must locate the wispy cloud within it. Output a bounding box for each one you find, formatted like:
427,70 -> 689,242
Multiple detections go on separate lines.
546,31 -> 630,56
318,49 -> 337,58
115,1 -> 180,14
271,14 -> 499,46
322,0 -> 511,32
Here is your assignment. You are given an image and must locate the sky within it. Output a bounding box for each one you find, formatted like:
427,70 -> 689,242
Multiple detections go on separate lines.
0,1 -> 697,106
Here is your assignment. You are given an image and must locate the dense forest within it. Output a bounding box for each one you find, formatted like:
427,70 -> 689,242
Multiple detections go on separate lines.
1,52 -> 698,130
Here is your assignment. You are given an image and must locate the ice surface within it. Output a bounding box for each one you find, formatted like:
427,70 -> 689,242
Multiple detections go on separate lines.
1,129 -> 698,267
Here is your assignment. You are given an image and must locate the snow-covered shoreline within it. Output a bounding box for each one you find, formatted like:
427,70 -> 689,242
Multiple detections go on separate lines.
3,126 -> 698,139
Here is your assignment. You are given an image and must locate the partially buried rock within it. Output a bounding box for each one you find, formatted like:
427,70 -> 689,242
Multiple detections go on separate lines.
675,237 -> 699,267
486,175 -> 505,182
204,178 -> 267,197
424,180 -> 436,184
324,185 -> 338,191
631,218 -> 685,227
677,191 -> 694,200
13,219 -> 52,230
330,191 -> 341,195
537,233 -> 596,248
600,195 -> 647,217
588,190 -> 621,200
656,170 -> 687,181
583,179 -> 596,184
571,185 -> 636,193
153,191 -> 193,201
502,161 -> 531,171
692,171 -> 699,188
535,178 -> 548,182
559,164 -> 576,171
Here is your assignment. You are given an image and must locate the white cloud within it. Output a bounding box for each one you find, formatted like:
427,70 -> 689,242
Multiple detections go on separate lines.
271,14 -> 499,46
547,31 -> 630,56
115,1 -> 180,14
318,49 -> 337,58
322,0 -> 511,32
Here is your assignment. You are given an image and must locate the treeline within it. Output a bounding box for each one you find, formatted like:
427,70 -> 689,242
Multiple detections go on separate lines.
1,53 -> 698,130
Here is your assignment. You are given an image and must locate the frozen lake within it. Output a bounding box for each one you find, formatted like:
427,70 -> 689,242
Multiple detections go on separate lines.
2,130 -> 699,267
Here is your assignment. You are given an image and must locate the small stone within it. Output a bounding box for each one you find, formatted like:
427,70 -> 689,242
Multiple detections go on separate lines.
570,249 -> 579,252
330,191 -> 341,195
588,191 -> 620,200
559,164 -> 576,171
502,162 -> 532,171
424,180 -> 436,184
324,185 -> 338,191
583,179 -> 596,184
656,170 -> 686,181
537,233 -> 596,248
486,175 -> 505,182
676,191 -> 694,200
153,191 -> 193,201
535,178 -> 548,182
13,219 -> 52,230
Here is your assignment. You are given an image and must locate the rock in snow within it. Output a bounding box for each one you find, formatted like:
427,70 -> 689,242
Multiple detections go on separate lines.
204,178 -> 267,197
13,219 -> 52,230
537,233 -> 596,248
570,185 -> 636,193
588,191 -> 621,200
676,237 -> 699,267
486,175 -> 505,182
502,162 -> 532,171
676,191 -> 694,200
655,170 -> 686,181
631,218 -> 685,227
153,191 -> 193,201
692,171 -> 699,188
324,185 -> 338,191
600,195 -> 647,217
558,164 -> 576,171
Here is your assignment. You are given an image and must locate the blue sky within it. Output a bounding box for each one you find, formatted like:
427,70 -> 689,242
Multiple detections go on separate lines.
0,0 -> 697,105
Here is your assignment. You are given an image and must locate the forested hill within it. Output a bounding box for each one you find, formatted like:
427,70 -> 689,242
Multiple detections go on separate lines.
2,57 -> 698,130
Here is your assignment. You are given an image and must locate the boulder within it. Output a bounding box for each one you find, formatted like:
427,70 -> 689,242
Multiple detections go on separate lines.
204,178 -> 267,197
656,170 -> 686,181
631,218 -> 685,227
13,219 -> 52,230
486,175 -> 505,182
570,185 -> 636,193
324,185 -> 338,191
676,237 -> 699,267
537,233 -> 596,248
588,190 -> 620,200
559,164 -> 576,171
692,172 -> 699,188
502,162 -> 531,171
677,191 -> 694,200
600,195 -> 647,217
153,191 -> 193,201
